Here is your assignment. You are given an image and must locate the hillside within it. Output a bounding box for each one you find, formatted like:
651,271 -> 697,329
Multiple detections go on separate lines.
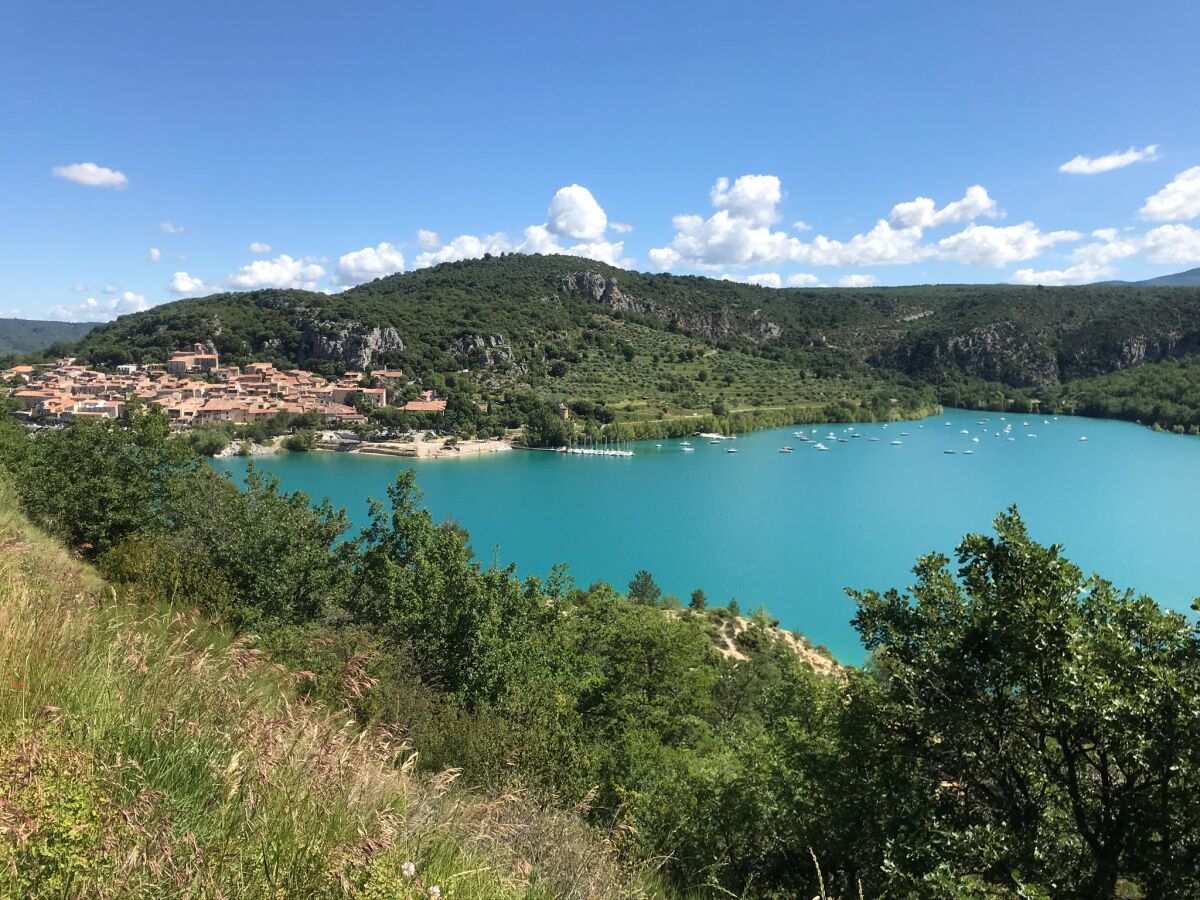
0,475 -> 653,899
70,253 -> 1200,429
0,317 -> 93,355
77,254 -> 1200,384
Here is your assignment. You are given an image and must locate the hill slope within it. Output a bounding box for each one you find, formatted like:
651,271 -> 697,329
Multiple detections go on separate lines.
0,318 -> 93,355
0,476 -> 649,899
71,253 -> 1200,429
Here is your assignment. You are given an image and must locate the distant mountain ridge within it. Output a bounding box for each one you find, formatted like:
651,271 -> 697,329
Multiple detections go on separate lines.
1100,267 -> 1200,287
0,318 -> 94,355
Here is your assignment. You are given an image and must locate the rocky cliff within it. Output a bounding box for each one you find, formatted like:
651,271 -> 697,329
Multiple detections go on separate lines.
556,271 -> 782,343
296,320 -> 404,370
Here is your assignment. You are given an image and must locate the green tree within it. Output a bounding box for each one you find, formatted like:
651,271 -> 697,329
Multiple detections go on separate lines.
283,428 -> 316,451
0,403 -> 195,553
689,588 -> 707,610
850,508 -> 1200,896
627,569 -> 662,606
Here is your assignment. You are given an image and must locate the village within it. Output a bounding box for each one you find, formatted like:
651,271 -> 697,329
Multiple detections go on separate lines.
0,343 -> 452,427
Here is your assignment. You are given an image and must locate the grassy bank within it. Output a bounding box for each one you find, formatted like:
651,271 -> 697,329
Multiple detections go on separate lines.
0,478 -> 657,899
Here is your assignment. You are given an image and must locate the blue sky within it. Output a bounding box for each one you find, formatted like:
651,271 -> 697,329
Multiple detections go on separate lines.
3,0 -> 1200,320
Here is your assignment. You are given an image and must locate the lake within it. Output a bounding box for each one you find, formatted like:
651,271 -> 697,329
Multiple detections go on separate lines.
214,408 -> 1200,663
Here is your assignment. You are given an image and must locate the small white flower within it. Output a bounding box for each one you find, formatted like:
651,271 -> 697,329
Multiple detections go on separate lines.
401,861 -> 416,878
428,888 -> 442,900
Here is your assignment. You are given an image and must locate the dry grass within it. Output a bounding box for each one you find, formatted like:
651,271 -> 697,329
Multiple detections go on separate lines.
0,478 -> 658,899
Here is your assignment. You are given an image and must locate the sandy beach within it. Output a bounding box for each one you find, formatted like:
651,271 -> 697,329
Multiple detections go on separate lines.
349,437 -> 514,460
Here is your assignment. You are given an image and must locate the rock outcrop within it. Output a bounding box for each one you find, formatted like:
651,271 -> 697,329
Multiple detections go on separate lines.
296,321 -> 404,370
452,334 -> 521,369
876,323 -> 1061,387
556,271 -> 782,344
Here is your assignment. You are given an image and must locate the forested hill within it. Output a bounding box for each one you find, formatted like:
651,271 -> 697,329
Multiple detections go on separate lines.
73,253 -> 1200,426
0,317 -> 94,355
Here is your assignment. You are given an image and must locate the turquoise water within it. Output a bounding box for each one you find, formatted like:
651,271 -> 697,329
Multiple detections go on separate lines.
214,409 -> 1200,663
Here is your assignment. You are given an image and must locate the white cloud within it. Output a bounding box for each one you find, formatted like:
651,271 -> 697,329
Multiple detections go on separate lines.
561,239 -> 628,267
335,242 -> 406,285
49,291 -> 151,323
792,220 -> 813,232
889,185 -> 999,229
1010,222 -> 1200,284
1140,167 -> 1200,222
228,254 -> 325,291
1011,264 -> 1106,286
720,272 -> 783,288
1059,144 -> 1160,175
414,232 -> 513,268
546,184 -> 608,241
650,178 -> 1008,271
838,274 -> 878,287
168,271 -> 207,295
710,175 -> 784,226
51,162 -> 128,189
411,184 -> 629,269
1141,223 -> 1200,264
147,247 -> 161,262
71,282 -> 86,293
248,241 -> 271,254
610,222 -> 634,234
160,221 -> 185,234
935,222 -> 1081,267
786,273 -> 821,286
648,247 -> 682,269
803,219 -> 929,267
102,283 -> 119,294
651,209 -> 806,270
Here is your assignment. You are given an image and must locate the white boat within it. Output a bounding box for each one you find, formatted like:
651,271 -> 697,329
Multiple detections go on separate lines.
900,431 -> 910,436
964,449 -> 975,455
726,447 -> 738,454
1026,433 -> 1037,439
680,440 -> 691,446
814,442 -> 830,451
1079,436 -> 1089,442
891,440 -> 903,445
868,436 -> 880,442
943,449 -> 957,455
709,439 -> 721,445
972,436 -> 980,443
682,446 -> 695,452
779,447 -> 794,453
960,428 -> 970,435
655,443 -> 662,448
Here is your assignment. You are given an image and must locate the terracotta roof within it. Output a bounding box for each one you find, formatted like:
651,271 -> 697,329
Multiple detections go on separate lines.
403,399 -> 447,412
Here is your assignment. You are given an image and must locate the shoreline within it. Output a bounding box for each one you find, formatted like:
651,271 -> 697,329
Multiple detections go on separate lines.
327,437 -> 514,460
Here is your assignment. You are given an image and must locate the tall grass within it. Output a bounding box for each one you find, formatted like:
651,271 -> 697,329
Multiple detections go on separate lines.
0,479 -> 654,899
